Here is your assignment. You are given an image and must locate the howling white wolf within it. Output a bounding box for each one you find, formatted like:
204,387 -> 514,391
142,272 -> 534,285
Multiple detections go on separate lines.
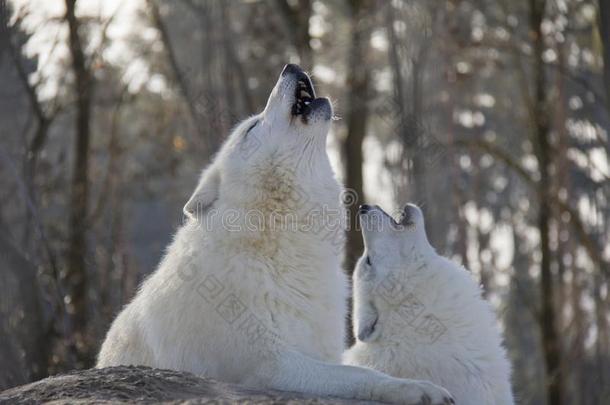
97,65 -> 453,404
344,203 -> 514,405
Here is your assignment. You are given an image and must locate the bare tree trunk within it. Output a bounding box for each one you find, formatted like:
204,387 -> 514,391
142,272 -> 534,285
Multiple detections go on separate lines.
0,144 -> 66,373
6,9 -> 60,276
343,0 -> 371,271
593,272 -> 608,399
569,268 -> 586,405
385,3 -> 408,203
554,41 -> 579,404
529,0 -> 563,403
453,168 -> 469,266
219,2 -> 255,118
65,0 -> 93,367
343,0 -> 372,346
599,0 -> 610,113
6,24 -> 53,177
385,6 -> 430,202
0,232 -> 49,384
409,57 -> 426,199
0,0 -> 7,62
477,226 -> 491,297
275,0 -> 312,67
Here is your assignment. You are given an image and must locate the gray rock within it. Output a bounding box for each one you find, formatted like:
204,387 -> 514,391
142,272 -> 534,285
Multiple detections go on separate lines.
0,366 -> 379,404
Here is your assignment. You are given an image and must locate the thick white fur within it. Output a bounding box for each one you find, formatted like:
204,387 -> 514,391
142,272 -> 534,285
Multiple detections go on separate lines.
344,204 -> 514,405
97,67 -> 453,404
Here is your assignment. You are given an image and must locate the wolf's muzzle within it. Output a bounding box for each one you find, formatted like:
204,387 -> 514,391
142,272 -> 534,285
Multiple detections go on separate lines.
281,64 -> 330,122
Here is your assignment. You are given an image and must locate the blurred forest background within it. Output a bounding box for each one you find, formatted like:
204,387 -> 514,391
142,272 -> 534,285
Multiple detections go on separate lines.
0,0 -> 608,404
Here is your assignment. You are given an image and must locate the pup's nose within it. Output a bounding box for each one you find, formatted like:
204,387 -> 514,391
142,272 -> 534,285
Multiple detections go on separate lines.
359,204 -> 372,214
281,63 -> 304,77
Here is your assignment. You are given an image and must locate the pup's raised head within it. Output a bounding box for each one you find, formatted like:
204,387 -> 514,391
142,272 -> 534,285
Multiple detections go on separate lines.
352,204 -> 435,343
359,203 -> 432,264
184,64 -> 336,220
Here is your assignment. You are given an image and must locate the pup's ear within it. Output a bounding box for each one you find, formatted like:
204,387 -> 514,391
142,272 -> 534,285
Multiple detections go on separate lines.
183,167 -> 220,220
398,203 -> 424,229
398,204 -> 416,226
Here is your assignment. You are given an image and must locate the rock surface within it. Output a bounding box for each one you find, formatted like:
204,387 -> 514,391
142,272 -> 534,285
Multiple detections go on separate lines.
0,366 -> 378,404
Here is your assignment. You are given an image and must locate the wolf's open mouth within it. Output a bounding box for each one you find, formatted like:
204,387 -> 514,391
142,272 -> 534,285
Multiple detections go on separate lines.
291,74 -> 316,117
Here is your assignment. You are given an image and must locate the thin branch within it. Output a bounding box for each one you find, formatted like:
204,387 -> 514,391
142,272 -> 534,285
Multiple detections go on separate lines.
453,138 -> 610,274
273,0 -> 312,63
178,0 -> 205,15
453,138 -> 536,185
88,84 -> 132,224
0,146 -> 64,322
7,12 -> 61,173
600,0 -> 610,117
218,1 -> 254,115
147,0 -> 209,152
87,3 -> 122,72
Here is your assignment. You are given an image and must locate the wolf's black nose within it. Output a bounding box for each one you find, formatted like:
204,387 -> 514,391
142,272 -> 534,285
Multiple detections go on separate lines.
282,63 -> 303,76
359,204 -> 372,214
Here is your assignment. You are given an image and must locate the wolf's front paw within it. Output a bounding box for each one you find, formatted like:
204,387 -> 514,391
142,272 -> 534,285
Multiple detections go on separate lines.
373,378 -> 454,405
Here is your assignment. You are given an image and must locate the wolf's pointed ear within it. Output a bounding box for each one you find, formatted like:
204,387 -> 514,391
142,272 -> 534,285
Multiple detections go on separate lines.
183,167 -> 220,221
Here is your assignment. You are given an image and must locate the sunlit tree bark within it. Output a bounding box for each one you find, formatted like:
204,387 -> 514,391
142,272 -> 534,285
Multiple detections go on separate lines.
65,0 -> 94,367
599,0 -> 610,114
342,0 -> 372,346
529,0 -> 563,403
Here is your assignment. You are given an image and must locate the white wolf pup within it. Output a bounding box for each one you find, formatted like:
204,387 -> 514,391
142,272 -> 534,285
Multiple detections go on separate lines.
344,203 -> 514,405
97,65 -> 453,404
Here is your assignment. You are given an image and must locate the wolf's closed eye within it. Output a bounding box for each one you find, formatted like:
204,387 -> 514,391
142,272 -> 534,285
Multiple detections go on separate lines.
366,256 -> 372,266
244,121 -> 259,138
